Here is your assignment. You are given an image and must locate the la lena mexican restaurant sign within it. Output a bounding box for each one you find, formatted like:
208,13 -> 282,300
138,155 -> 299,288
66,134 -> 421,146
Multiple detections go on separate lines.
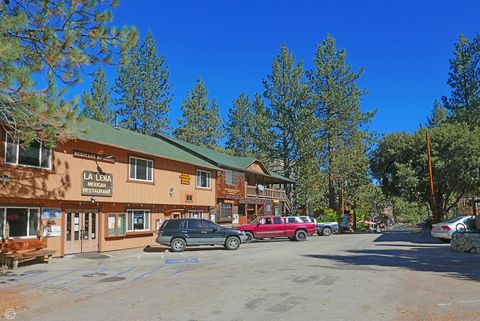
82,170 -> 113,197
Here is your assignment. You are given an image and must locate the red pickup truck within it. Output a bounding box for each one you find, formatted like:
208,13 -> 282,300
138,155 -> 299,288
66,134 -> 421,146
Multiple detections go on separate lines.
236,216 -> 315,242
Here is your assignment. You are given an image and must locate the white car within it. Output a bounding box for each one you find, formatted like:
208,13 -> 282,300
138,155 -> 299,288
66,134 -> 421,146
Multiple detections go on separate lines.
431,216 -> 475,242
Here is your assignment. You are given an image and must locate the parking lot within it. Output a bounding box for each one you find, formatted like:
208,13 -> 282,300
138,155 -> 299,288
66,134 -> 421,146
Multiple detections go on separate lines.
2,228 -> 480,321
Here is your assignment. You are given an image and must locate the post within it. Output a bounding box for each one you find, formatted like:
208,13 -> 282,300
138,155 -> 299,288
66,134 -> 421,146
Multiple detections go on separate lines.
426,131 -> 436,220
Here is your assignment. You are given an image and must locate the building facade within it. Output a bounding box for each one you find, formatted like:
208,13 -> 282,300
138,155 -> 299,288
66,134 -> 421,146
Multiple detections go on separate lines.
0,119 -> 219,256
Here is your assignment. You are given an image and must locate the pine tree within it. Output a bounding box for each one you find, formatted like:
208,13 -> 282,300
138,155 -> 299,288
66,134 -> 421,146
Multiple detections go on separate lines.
442,33 -> 480,127
174,78 -> 224,148
250,93 -> 275,161
115,31 -> 172,135
0,0 -> 137,145
427,100 -> 447,128
307,35 -> 374,211
225,93 -> 253,156
81,68 -> 114,123
263,44 -> 310,196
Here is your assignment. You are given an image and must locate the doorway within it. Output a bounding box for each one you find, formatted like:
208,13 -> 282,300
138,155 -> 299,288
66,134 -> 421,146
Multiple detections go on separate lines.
64,210 -> 99,254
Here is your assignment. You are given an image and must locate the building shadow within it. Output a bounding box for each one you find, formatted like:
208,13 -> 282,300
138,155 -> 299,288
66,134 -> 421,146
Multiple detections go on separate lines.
303,230 -> 480,282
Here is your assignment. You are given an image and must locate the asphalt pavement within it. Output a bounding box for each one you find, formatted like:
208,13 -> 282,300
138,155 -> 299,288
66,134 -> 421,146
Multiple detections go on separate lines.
1,227 -> 479,321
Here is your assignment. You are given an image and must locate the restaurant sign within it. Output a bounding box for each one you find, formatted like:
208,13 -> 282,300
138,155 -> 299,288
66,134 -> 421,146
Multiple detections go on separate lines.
82,171 -> 113,197
74,150 -> 115,163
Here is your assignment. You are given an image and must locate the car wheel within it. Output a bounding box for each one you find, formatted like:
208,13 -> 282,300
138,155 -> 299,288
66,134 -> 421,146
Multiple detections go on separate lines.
439,238 -> 451,243
170,238 -> 186,252
295,230 -> 307,241
322,227 -> 332,236
245,232 -> 254,243
224,236 -> 241,250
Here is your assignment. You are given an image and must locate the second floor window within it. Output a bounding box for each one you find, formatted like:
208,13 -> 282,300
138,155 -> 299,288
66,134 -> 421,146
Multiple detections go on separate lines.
129,156 -> 153,182
5,135 -> 51,169
225,170 -> 234,185
196,170 -> 211,188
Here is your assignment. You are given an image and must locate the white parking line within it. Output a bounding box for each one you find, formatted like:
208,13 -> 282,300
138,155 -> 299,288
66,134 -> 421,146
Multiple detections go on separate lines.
438,298 -> 480,306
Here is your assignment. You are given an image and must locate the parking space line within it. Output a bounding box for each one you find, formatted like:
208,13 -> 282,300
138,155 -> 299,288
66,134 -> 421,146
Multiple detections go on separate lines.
29,269 -> 79,286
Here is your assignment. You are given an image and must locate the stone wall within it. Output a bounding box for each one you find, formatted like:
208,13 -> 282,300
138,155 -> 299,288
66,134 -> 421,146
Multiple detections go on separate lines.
451,232 -> 480,254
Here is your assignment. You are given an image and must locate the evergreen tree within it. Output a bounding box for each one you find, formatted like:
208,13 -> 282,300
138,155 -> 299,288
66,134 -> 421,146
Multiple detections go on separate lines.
174,78 -> 224,148
115,31 -> 172,134
427,100 -> 447,128
0,0 -> 137,145
263,44 -> 310,195
250,93 -> 275,161
225,93 -> 253,156
307,35 -> 374,211
81,68 -> 114,123
442,33 -> 480,127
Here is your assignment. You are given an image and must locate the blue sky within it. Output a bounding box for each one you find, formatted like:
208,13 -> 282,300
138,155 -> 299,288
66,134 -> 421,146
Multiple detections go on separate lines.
73,0 -> 480,135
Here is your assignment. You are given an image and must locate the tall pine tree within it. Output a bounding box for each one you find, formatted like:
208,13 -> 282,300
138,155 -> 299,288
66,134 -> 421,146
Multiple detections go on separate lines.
225,93 -> 253,156
263,44 -> 310,195
307,35 -> 374,211
250,93 -> 275,161
442,33 -> 480,127
174,78 -> 224,148
0,0 -> 137,145
81,68 -> 113,123
115,31 -> 172,134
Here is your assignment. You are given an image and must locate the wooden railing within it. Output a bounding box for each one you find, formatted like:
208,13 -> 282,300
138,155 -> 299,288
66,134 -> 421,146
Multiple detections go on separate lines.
246,185 -> 287,200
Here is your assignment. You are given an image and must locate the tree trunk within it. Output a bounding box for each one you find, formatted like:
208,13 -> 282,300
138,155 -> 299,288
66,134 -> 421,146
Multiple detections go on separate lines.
328,171 -> 336,210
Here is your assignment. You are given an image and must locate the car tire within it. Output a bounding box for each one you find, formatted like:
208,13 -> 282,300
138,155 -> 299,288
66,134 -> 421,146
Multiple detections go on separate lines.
245,232 -> 254,243
295,230 -> 307,241
170,238 -> 186,252
439,238 -> 451,243
224,236 -> 241,250
317,231 -> 322,236
322,227 -> 332,236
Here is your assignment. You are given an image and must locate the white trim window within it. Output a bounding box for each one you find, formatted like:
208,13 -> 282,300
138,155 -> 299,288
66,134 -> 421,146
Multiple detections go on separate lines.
0,207 -> 40,238
196,170 -> 211,189
127,210 -> 150,231
129,156 -> 153,182
5,135 -> 51,169
188,210 -> 203,219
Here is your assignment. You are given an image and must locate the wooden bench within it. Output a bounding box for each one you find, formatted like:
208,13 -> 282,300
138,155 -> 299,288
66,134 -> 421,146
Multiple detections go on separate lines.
0,239 -> 55,270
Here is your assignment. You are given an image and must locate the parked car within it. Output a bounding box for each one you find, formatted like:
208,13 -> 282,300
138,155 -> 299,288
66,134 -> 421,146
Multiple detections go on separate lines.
156,218 -> 247,252
316,221 -> 339,236
431,216 -> 476,242
236,215 -> 315,242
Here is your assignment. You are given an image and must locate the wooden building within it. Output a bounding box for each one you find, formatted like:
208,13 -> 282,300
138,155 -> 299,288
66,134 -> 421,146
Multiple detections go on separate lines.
0,119 -> 219,256
157,135 -> 294,225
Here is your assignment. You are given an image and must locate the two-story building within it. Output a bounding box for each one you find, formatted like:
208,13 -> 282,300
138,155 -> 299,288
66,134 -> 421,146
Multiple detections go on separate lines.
156,135 -> 294,225
0,119 -> 219,256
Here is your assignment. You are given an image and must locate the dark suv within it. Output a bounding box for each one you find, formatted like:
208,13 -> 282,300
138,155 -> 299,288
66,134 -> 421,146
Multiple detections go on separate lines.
156,219 -> 247,252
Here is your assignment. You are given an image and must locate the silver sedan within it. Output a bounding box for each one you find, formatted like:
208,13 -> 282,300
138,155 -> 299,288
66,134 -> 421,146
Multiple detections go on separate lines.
431,216 -> 475,242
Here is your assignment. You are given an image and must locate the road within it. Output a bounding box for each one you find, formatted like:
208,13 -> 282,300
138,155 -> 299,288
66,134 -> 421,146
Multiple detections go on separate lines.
1,227 -> 480,321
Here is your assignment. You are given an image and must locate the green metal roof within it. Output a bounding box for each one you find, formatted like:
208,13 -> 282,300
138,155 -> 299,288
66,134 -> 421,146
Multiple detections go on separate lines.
73,119 -> 220,170
156,134 -> 295,184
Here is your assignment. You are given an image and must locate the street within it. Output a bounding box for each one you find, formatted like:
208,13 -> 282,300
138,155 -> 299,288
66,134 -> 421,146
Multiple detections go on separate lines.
2,228 -> 480,321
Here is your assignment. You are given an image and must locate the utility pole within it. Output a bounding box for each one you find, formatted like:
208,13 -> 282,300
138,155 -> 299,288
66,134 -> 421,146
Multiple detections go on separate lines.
426,131 -> 436,221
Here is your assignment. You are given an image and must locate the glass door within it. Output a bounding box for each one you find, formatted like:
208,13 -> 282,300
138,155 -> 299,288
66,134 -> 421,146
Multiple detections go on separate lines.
64,211 -> 98,254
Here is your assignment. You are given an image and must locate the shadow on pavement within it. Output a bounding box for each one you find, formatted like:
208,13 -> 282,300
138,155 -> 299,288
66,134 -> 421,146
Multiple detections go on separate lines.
303,230 -> 480,282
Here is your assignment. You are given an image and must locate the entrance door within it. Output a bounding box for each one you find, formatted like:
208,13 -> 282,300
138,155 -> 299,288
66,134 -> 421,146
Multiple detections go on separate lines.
65,211 -> 98,254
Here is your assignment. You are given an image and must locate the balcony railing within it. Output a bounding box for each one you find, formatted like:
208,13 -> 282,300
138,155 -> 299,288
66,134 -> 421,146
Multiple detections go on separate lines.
246,185 -> 287,200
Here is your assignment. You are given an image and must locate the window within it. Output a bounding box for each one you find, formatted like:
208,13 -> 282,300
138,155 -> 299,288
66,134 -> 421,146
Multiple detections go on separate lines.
196,170 -> 211,189
286,217 -> 297,224
187,219 -> 216,230
5,135 -> 51,169
129,156 -> 153,182
0,207 -> 40,238
225,170 -> 234,185
188,210 -> 203,218
164,219 -> 183,231
260,217 -> 272,225
127,210 -> 150,231
273,217 -> 282,224
107,213 -> 127,237
220,203 -> 233,218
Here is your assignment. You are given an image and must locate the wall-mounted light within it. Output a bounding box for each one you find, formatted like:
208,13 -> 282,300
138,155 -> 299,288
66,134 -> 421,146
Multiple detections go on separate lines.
169,187 -> 174,197
90,197 -> 96,203
1,174 -> 9,186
